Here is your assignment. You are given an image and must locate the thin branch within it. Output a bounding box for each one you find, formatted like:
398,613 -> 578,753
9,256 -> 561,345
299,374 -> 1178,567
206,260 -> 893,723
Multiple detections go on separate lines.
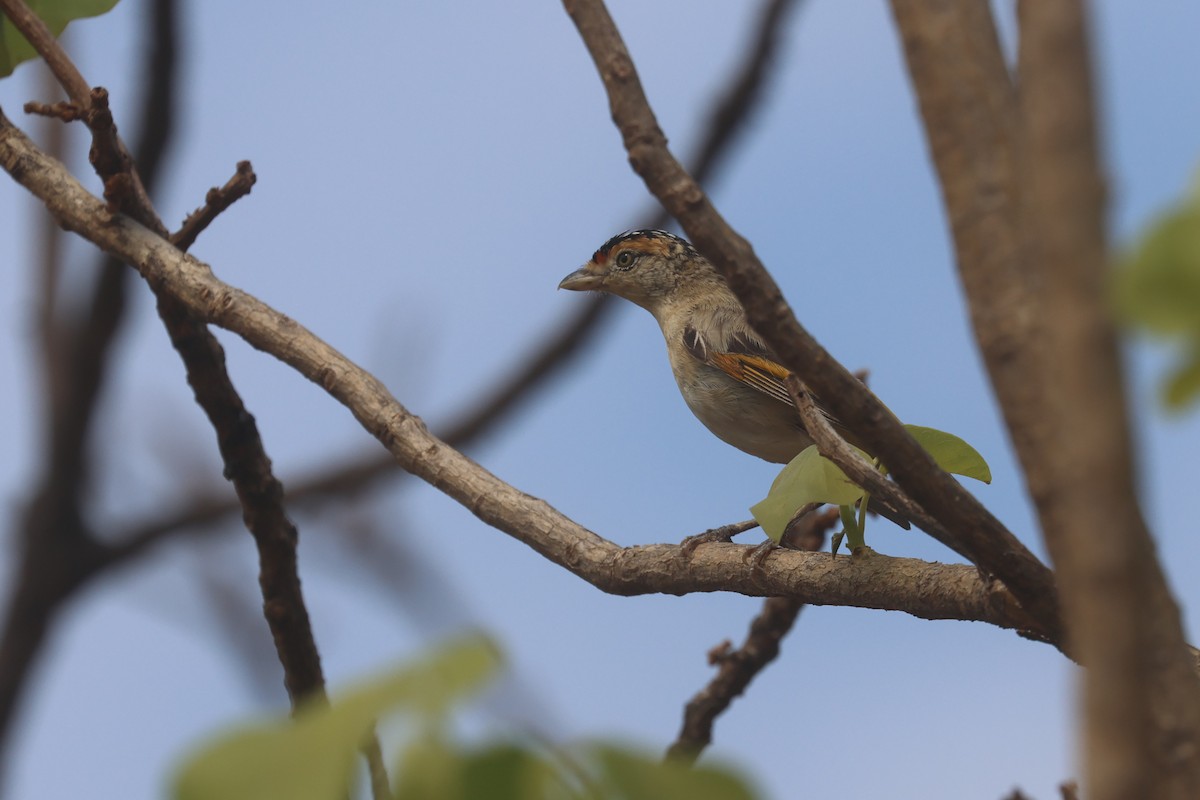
0,114 -> 1054,645
783,375 -> 960,548
163,288 -> 326,704
670,597 -> 804,763
171,160 -> 257,250
559,0 -> 1062,640
667,506 -> 835,764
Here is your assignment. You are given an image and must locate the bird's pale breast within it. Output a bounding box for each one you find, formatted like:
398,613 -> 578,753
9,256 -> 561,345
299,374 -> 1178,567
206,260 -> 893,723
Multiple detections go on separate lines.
669,348 -> 813,464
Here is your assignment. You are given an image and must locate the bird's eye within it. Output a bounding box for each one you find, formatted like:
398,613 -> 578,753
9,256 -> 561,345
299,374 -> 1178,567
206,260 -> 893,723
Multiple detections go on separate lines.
615,250 -> 636,269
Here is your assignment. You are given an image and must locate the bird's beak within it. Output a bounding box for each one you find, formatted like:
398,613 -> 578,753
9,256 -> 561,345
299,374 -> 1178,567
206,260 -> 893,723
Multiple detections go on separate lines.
558,263 -> 605,292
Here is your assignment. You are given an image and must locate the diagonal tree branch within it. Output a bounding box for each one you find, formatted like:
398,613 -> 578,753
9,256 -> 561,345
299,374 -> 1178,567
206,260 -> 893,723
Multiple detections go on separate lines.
887,0 -> 1034,454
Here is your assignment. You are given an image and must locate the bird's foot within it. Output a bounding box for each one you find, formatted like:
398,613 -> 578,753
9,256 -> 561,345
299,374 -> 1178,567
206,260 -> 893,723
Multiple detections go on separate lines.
680,519 -> 759,557
744,539 -> 779,570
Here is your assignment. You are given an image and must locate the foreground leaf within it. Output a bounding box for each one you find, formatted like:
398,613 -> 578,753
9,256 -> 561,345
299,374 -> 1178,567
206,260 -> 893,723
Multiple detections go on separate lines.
172,636 -> 499,800
0,0 -> 120,78
1164,346 -> 1200,408
391,739 -> 568,800
592,744 -> 758,800
904,424 -> 992,484
750,445 -> 865,542
1114,174 -> 1200,408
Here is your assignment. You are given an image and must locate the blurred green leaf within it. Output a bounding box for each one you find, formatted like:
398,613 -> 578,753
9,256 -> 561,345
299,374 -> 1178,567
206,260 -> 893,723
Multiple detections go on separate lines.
592,744 -> 758,800
1115,173 -> 1200,408
904,424 -> 992,484
459,744 -> 561,800
1164,346 -> 1200,408
392,739 -> 567,800
172,636 -> 499,800
1115,178 -> 1200,335
750,445 -> 864,542
0,0 -> 121,78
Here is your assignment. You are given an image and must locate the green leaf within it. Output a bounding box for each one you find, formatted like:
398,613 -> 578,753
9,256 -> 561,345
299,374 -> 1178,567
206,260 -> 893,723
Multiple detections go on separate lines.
390,736 -> 568,800
904,424 -> 992,484
387,735 -> 460,800
1114,177 -> 1200,335
592,744 -> 759,800
750,445 -> 865,542
839,504 -> 865,552
0,0 -> 121,78
1163,345 -> 1200,409
1114,173 -> 1200,409
172,636 -> 499,800
458,744 -> 563,800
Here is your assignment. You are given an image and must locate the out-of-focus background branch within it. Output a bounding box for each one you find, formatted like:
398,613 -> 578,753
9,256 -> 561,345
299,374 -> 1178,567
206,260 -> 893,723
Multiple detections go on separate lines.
0,0 -> 181,776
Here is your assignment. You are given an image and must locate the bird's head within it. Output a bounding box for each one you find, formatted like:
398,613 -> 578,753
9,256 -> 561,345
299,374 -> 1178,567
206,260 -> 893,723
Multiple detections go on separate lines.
558,230 -> 719,313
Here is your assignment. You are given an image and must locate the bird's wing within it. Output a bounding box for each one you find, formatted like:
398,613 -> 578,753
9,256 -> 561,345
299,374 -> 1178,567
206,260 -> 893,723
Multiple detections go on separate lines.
709,353 -> 796,406
682,324 -> 846,427
682,325 -> 796,407
684,325 -> 910,528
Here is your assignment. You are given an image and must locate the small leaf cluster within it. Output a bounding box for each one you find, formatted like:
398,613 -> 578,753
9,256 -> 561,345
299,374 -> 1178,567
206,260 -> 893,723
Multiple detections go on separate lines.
172,637 -> 759,800
750,424 -> 991,551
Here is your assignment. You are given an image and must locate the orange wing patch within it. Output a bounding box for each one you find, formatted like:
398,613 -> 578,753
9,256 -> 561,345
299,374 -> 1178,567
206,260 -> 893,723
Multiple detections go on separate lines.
708,352 -> 795,407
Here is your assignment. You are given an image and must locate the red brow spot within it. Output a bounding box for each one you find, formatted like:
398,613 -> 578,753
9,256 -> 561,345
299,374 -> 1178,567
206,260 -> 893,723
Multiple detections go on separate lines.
593,249 -> 607,264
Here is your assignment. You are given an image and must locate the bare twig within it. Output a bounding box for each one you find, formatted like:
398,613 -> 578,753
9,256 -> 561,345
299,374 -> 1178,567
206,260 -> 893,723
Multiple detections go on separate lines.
559,0 -> 1061,640
667,506 -> 835,764
23,100 -> 83,121
171,160 -> 257,250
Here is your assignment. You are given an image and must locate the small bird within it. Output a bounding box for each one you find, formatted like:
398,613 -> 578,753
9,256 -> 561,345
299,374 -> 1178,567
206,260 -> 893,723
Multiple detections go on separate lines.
558,230 -> 908,529
559,229 -> 830,463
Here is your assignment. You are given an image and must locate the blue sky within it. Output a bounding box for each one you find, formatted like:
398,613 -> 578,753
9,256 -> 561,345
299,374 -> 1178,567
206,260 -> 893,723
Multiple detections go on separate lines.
1,1 -> 1199,798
